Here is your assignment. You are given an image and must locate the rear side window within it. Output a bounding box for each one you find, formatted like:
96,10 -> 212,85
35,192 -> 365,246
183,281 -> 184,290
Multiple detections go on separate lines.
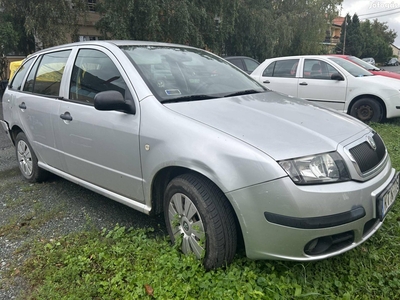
23,50 -> 71,96
263,59 -> 299,78
243,58 -> 259,73
227,58 -> 244,70
9,58 -> 35,91
69,49 -> 130,104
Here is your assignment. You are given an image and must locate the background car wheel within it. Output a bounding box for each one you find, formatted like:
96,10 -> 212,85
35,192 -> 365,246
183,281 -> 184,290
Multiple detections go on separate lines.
164,173 -> 237,270
15,132 -> 48,182
350,98 -> 383,123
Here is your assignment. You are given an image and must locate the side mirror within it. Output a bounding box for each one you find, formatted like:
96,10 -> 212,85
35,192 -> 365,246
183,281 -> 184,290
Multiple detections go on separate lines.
94,90 -> 135,114
331,73 -> 344,81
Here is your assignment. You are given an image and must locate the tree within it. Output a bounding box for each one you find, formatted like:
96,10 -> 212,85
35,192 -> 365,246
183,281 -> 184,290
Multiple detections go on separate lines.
273,0 -> 341,56
337,13 -> 396,62
0,0 -> 88,50
96,0 -> 238,54
0,16 -> 18,79
336,13 -> 363,56
369,19 -> 396,62
96,0 -> 342,60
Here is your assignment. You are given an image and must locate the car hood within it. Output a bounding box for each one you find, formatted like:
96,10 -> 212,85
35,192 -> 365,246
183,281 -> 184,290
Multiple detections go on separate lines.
370,70 -> 400,80
165,91 -> 368,160
354,74 -> 400,89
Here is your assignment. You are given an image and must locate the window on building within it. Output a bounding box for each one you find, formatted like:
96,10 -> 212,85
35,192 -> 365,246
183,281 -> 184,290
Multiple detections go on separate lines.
88,0 -> 96,12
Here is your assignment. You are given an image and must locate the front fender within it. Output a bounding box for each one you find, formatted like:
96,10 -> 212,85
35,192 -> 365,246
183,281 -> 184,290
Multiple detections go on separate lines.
139,98 -> 286,204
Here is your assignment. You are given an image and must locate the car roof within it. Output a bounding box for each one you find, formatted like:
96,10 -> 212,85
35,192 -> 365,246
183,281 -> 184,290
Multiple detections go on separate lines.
28,40 -> 198,56
263,55 -> 344,61
225,56 -> 257,59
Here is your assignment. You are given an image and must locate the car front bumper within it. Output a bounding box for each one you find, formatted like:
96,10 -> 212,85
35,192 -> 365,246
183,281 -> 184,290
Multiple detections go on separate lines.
226,159 -> 398,261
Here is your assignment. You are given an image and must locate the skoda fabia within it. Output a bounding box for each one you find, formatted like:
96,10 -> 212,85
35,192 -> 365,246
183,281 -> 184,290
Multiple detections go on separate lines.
1,41 -> 398,269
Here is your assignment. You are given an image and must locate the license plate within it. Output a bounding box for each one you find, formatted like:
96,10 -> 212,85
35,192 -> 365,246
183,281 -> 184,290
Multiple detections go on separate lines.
377,172 -> 399,220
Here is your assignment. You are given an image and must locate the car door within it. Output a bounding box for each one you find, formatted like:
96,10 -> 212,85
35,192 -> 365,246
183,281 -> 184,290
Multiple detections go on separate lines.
55,47 -> 144,201
297,59 -> 347,111
10,50 -> 72,171
257,59 -> 299,97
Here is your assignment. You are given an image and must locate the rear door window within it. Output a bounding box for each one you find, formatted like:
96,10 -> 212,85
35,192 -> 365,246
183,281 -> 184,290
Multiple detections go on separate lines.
23,50 -> 71,96
263,59 -> 299,78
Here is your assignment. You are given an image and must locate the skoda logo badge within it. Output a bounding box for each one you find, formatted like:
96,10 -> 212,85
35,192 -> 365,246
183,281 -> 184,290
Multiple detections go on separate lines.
367,136 -> 377,151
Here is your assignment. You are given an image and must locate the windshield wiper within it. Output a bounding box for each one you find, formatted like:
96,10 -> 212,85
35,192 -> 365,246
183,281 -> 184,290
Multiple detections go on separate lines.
160,94 -> 218,103
224,89 -> 265,98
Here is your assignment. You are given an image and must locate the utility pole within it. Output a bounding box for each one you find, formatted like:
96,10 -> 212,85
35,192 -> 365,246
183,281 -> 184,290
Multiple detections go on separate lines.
343,19 -> 347,55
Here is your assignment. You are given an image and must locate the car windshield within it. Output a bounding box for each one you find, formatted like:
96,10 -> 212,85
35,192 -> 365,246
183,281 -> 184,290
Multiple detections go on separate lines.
120,45 -> 266,103
348,56 -> 380,71
329,57 -> 374,77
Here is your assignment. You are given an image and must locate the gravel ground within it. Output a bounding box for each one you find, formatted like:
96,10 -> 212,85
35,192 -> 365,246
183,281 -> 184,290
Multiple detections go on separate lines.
0,106 -> 166,299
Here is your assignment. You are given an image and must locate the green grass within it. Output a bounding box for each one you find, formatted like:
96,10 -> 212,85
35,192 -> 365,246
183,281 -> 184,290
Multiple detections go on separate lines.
6,119 -> 400,299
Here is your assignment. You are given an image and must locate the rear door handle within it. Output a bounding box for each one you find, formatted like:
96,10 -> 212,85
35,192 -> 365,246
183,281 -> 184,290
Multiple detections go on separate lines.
18,102 -> 26,109
60,112 -> 73,121
299,82 -> 308,86
263,80 -> 270,84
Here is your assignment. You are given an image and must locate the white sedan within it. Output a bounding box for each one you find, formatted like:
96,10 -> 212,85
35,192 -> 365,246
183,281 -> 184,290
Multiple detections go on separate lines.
251,55 -> 400,122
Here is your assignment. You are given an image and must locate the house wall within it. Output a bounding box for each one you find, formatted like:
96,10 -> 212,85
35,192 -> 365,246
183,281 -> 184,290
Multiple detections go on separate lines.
390,44 -> 400,59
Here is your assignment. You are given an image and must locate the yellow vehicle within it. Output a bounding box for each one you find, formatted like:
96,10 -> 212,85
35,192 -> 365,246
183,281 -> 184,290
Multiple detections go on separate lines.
9,60 -> 23,80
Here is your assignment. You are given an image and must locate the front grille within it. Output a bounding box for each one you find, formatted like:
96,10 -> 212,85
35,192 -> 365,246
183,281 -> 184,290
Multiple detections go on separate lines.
349,133 -> 386,174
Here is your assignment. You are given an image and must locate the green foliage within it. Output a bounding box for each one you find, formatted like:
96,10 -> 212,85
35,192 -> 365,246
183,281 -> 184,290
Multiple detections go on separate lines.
337,13 -> 396,62
345,14 -> 363,57
359,19 -> 394,63
0,0 -> 88,50
96,0 -> 342,60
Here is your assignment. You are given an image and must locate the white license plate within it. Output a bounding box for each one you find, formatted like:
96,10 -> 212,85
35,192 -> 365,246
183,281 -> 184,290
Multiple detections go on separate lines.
377,173 -> 399,220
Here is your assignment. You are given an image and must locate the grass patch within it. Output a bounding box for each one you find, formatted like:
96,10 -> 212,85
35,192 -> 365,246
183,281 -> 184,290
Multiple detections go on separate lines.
19,225 -> 400,299
0,167 -> 20,181
0,204 -> 65,239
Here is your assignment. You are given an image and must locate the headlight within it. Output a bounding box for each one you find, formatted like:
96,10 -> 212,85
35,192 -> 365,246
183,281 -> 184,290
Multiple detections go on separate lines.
279,152 -> 350,185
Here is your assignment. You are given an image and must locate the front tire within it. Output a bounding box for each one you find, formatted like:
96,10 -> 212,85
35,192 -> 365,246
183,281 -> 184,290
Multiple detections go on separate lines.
164,173 -> 237,269
15,132 -> 48,182
349,98 -> 383,123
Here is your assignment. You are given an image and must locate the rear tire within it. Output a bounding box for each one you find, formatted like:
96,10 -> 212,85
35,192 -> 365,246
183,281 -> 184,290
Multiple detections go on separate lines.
15,132 -> 49,182
350,98 -> 383,123
164,173 -> 237,269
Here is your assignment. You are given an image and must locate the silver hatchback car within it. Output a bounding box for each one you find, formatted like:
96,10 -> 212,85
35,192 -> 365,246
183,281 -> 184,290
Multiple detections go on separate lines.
1,41 -> 398,269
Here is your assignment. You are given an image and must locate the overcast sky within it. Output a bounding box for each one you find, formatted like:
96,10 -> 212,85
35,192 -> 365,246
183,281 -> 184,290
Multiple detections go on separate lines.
339,0 -> 400,46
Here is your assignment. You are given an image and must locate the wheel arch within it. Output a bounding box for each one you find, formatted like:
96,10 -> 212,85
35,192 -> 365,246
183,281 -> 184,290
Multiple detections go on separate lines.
347,94 -> 387,118
10,125 -> 24,145
150,166 -> 244,245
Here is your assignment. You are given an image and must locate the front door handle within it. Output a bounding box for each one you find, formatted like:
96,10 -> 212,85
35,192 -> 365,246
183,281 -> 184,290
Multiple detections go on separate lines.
299,82 -> 308,86
263,80 -> 270,84
60,112 -> 73,121
18,102 -> 26,109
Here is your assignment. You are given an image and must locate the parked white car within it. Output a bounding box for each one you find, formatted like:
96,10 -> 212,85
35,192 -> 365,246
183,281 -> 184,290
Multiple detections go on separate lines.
251,55 -> 400,122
